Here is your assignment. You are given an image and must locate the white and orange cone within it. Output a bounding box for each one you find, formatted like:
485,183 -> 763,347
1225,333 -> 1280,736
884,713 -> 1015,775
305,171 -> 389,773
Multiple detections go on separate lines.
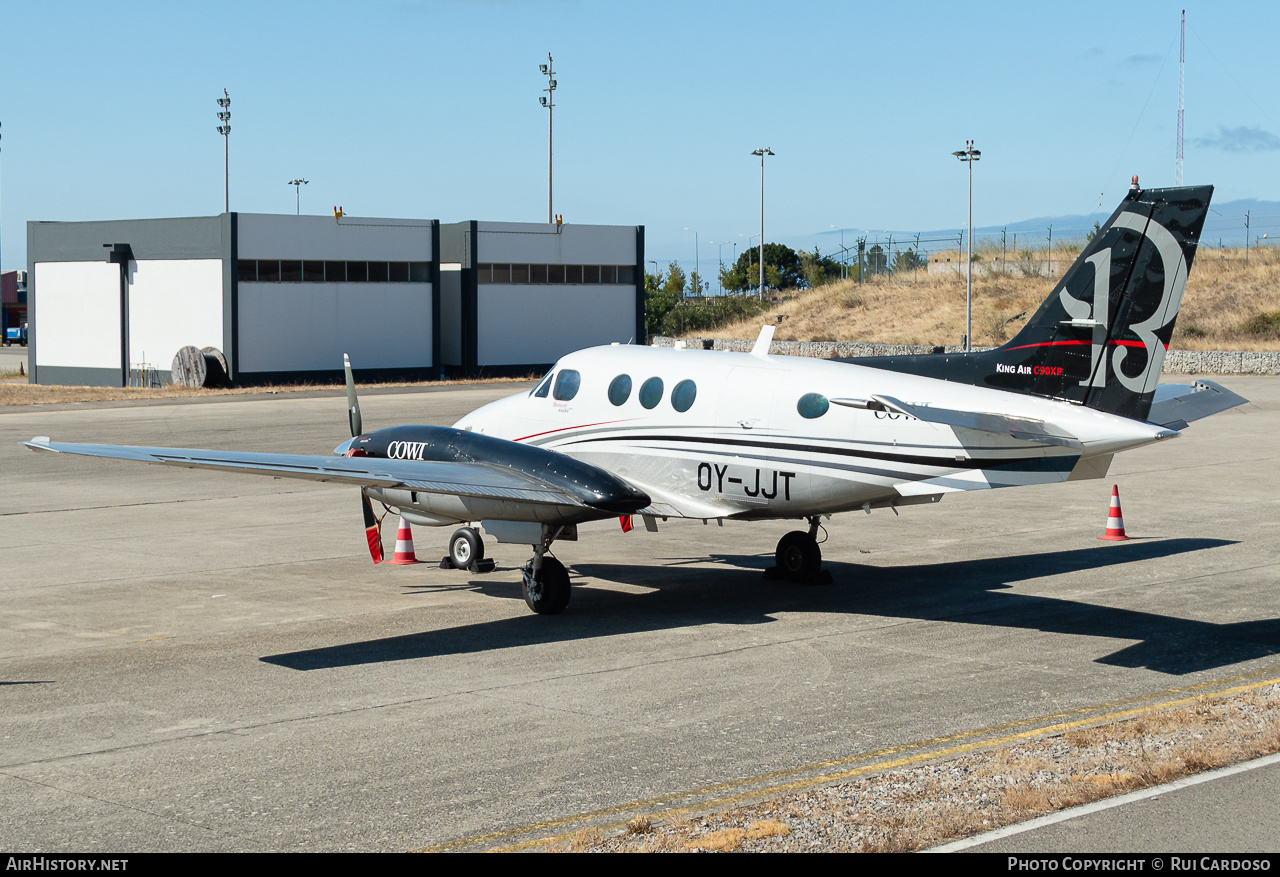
1097,485 -> 1131,541
385,516 -> 422,564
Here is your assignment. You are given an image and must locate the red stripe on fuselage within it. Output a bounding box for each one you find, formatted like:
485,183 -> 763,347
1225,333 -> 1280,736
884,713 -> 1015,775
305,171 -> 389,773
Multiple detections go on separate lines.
514,419 -> 629,443
1002,338 -> 1164,352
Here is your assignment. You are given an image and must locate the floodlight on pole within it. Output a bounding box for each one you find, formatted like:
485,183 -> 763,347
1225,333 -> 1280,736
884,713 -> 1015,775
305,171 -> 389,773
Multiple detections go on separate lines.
684,227 -> 699,297
217,89 -> 231,214
289,179 -> 309,215
952,139 -> 980,351
751,148 -> 774,296
539,54 -> 557,224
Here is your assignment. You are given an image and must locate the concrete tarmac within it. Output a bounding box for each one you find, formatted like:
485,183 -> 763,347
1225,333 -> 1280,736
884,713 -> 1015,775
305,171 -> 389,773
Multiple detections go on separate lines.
1,376 -> 1277,852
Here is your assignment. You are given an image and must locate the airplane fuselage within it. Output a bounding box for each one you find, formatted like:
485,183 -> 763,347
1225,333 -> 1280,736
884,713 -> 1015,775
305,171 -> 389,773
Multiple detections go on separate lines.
425,343 -> 1174,524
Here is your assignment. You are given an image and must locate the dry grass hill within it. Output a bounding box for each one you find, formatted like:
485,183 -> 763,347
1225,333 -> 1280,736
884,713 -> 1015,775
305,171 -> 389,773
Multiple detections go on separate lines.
691,245 -> 1280,351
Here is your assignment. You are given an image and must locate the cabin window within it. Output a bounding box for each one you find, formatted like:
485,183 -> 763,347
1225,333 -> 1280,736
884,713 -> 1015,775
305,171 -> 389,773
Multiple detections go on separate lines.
532,373 -> 553,398
608,374 -> 632,406
797,393 -> 830,419
671,379 -> 697,412
639,377 -> 664,410
553,369 -> 581,401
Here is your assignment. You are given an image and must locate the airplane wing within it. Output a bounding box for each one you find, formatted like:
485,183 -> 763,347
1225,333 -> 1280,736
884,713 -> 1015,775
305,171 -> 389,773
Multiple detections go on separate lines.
1147,380 -> 1248,430
23,438 -> 589,507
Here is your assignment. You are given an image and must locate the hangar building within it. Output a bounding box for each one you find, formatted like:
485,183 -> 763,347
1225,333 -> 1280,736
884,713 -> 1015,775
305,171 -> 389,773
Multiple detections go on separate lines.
26,213 -> 644,386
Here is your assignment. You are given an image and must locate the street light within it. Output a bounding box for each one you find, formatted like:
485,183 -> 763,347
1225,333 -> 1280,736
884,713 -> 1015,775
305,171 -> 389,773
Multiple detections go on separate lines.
216,89 -> 231,214
830,225 -> 850,280
751,148 -> 774,296
710,240 -> 731,294
952,140 -> 980,351
539,54 -> 557,223
288,178 -> 309,215
684,227 -> 699,297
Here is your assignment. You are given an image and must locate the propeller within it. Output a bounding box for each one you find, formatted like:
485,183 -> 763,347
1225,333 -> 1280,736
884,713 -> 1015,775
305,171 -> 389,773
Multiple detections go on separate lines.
345,353 -> 383,564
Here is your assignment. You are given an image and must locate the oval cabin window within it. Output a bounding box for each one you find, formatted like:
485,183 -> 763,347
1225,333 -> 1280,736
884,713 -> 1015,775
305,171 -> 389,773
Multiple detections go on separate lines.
671,379 -> 697,412
608,374 -> 632,406
797,393 -> 830,419
639,377 -> 664,410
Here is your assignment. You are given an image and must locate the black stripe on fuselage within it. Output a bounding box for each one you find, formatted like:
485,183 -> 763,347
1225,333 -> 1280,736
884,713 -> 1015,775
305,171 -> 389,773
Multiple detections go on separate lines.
558,432 -> 1060,471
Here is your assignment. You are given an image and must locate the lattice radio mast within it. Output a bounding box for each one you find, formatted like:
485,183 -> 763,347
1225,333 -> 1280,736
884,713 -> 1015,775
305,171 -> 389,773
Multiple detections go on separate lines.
1176,10 -> 1185,186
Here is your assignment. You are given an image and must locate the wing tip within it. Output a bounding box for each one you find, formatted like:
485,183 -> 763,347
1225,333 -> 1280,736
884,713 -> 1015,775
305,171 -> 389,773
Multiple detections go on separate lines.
23,436 -> 53,452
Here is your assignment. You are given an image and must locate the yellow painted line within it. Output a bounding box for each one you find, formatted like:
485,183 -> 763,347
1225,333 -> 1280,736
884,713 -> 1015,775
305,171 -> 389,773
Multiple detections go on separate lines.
414,667 -> 1280,853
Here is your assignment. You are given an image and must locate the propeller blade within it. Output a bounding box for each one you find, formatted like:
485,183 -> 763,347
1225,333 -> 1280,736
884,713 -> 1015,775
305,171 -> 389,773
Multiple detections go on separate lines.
362,489 -> 384,564
344,352 -> 362,438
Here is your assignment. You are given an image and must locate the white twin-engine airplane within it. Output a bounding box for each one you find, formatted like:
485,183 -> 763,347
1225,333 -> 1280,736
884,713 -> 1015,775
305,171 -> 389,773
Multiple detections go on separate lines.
26,182 -> 1247,614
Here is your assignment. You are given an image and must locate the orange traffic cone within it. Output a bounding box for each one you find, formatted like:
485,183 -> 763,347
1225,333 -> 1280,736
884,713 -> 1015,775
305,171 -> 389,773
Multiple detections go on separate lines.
1097,485 -> 1130,541
385,516 -> 422,564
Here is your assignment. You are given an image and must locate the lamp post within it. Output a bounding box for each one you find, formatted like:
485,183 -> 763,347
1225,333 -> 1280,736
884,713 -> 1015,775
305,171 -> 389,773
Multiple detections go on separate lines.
539,54 -> 557,224
952,140 -> 980,351
217,89 -> 231,214
711,240 -> 731,295
288,178 -> 309,215
751,148 -> 774,296
684,227 -> 699,297
831,225 -> 850,280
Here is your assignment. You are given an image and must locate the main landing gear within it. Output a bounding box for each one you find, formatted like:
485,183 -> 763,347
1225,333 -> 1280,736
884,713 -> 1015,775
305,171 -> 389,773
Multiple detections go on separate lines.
766,517 -> 833,585
440,526 -> 496,573
438,523 -> 569,614
521,525 -> 571,614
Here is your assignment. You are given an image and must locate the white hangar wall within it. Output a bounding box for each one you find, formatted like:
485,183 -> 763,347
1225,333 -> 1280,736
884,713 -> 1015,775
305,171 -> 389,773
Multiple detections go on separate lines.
27,215 -> 231,387
441,221 -> 644,374
476,285 -> 636,366
32,261 -> 122,371
237,282 -> 432,372
234,215 -> 436,377
127,259 -> 224,369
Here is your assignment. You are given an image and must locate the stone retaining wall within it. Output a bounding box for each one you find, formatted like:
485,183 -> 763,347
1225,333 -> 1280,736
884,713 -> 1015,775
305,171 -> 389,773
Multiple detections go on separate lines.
650,336 -> 1280,375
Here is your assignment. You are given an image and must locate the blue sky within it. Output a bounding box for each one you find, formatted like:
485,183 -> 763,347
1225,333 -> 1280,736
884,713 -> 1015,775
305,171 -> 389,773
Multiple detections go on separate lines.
2,1 -> 1278,272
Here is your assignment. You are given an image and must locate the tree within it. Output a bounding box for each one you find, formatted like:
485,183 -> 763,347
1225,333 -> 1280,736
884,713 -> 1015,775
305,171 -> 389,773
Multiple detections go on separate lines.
865,244 -> 887,275
800,246 -> 842,289
724,243 -> 803,292
661,261 -> 686,297
893,248 -> 926,273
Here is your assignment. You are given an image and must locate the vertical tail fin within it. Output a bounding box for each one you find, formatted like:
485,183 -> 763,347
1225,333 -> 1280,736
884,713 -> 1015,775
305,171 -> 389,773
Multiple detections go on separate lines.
836,183 -> 1213,422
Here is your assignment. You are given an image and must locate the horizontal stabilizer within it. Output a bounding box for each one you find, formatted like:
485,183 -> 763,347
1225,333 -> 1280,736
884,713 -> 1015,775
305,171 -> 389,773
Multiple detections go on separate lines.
1147,380 -> 1248,429
870,395 -> 1083,450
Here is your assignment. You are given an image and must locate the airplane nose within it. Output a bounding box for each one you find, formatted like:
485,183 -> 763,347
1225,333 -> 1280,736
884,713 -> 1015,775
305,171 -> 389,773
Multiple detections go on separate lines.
333,438 -> 355,455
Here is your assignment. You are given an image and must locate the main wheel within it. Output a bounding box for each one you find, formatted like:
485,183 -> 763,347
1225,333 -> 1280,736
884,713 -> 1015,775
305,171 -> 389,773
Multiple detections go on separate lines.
522,556 -> 571,614
775,530 -> 822,582
448,527 -> 484,568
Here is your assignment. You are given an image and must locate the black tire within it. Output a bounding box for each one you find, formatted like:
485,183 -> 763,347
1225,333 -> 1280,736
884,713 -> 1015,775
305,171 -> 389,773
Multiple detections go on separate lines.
522,556 -> 571,614
775,530 -> 821,582
449,527 -> 484,568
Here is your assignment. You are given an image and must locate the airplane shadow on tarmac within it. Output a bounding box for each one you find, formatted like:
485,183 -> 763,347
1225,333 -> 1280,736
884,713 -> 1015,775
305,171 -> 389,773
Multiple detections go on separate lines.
261,537 -> 1280,676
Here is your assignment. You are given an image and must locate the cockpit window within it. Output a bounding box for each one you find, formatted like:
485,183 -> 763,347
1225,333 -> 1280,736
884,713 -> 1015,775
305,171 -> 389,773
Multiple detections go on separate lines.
671,379 -> 697,412
553,369 -> 581,401
797,393 -> 830,419
608,374 -> 632,406
532,372 -> 553,398
639,377 -> 664,410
